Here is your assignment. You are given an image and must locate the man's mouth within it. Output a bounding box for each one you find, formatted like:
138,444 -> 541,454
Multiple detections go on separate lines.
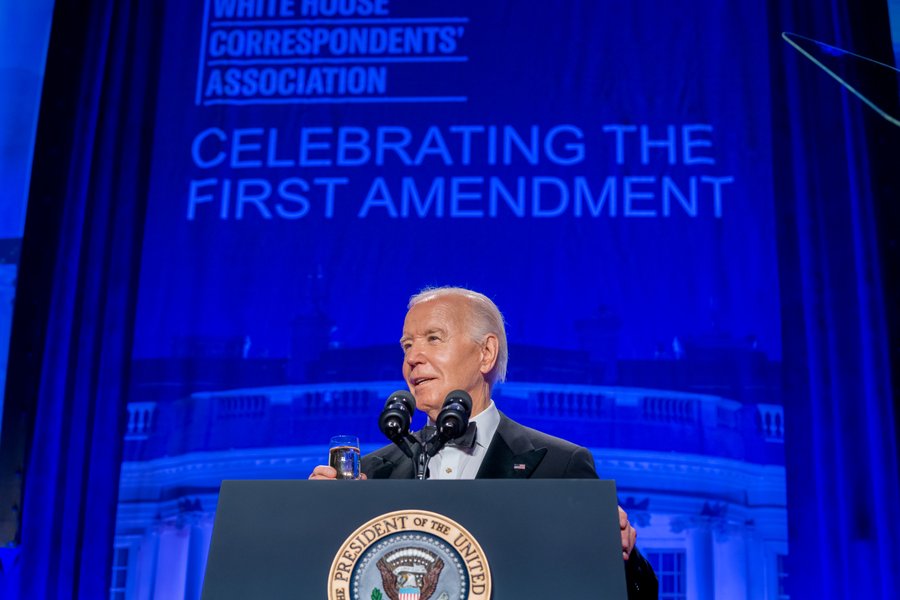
411,377 -> 436,387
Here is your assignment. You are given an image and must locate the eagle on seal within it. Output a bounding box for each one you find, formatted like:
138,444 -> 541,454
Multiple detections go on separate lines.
376,554 -> 444,600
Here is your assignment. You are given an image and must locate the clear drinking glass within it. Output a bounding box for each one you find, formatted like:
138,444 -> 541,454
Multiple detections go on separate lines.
329,435 -> 360,479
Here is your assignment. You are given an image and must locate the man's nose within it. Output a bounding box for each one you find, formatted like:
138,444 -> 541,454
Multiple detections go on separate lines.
405,343 -> 426,367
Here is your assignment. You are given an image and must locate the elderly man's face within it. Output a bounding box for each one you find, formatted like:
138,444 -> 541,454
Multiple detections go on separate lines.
400,297 -> 490,421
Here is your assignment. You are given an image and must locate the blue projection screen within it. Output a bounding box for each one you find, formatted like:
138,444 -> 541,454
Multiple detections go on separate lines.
115,2 -> 785,598
133,0 -> 779,360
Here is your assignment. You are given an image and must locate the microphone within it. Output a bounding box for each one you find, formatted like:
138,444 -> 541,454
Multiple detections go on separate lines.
436,389 -> 473,441
412,390 -> 473,478
379,390 -> 416,442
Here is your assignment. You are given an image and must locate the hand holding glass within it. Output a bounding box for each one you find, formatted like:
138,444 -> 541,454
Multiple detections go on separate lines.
329,435 -> 360,479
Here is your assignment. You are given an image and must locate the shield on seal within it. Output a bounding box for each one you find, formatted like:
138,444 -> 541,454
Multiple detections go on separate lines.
398,588 -> 420,600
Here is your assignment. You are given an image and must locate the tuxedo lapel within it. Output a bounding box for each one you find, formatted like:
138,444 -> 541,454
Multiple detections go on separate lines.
363,446 -> 415,479
376,458 -> 415,479
475,414 -> 547,479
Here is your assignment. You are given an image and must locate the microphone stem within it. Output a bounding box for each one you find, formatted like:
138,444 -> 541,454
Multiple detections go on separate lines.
415,431 -> 446,478
416,450 -> 430,480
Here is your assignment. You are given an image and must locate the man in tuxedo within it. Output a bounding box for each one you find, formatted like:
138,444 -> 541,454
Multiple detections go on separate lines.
310,286 -> 658,598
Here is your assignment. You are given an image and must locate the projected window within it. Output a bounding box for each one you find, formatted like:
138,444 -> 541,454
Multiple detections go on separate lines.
777,553 -> 790,600
109,545 -> 130,600
645,549 -> 686,600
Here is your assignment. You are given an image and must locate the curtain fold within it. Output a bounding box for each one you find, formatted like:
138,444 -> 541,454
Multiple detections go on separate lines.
12,0 -> 161,596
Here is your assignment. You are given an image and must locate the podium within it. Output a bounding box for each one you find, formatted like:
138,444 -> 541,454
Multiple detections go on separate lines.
201,479 -> 628,599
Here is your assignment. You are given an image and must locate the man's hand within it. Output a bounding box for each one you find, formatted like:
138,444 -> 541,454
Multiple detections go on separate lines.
619,506 -> 637,560
308,465 -> 367,480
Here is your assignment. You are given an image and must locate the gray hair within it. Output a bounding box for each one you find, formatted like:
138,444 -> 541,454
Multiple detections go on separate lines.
408,286 -> 508,385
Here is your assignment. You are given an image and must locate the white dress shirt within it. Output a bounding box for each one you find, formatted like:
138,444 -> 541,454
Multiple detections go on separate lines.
427,400 -> 500,480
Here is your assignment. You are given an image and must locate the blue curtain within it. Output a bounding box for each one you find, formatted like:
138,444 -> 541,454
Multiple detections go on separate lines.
771,0 -> 900,598
10,0 -> 161,597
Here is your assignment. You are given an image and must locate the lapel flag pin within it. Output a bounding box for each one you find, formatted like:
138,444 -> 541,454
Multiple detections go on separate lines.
513,464 -> 527,470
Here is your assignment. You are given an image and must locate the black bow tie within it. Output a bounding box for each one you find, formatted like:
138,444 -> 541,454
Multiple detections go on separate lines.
417,422 -> 478,450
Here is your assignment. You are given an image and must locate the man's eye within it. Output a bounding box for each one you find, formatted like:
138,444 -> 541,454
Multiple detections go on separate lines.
428,335 -> 441,342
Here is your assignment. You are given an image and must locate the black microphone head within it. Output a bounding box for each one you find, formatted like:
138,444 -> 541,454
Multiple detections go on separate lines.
442,390 -> 472,413
379,390 -> 416,441
437,390 -> 472,440
385,390 -> 416,415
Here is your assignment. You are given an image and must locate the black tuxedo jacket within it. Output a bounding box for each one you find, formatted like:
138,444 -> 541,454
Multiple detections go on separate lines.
361,413 -> 659,599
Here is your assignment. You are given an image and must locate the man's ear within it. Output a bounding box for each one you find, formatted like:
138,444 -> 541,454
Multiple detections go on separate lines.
479,334 -> 499,376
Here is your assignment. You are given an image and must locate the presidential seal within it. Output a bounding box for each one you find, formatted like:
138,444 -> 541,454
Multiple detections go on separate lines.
328,509 -> 491,600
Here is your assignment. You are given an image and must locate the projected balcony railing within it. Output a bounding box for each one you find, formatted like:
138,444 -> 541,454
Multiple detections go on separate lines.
122,381 -> 784,465
125,402 -> 157,440
756,404 -> 785,443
